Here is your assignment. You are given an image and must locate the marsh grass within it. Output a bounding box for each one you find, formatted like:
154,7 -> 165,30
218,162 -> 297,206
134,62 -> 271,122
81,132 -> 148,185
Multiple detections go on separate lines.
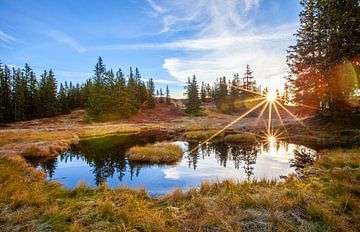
183,130 -> 224,141
224,133 -> 258,143
127,142 -> 183,164
0,148 -> 359,231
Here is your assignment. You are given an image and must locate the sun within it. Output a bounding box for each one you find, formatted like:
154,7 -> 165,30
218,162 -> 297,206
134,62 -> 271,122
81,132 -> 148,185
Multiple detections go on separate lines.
268,135 -> 276,144
266,89 -> 277,102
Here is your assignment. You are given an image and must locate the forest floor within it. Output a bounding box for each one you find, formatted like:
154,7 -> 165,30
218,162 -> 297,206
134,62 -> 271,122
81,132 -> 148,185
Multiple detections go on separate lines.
0,103 -> 359,231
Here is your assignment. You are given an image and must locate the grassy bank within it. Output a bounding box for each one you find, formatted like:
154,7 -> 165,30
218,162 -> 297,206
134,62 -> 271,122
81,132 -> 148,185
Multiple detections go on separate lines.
1,147 -> 359,231
127,142 -> 183,164
224,133 -> 258,143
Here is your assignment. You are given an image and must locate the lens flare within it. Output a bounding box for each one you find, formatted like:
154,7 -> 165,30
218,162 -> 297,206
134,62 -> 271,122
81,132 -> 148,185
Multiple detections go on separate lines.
187,84 -> 310,155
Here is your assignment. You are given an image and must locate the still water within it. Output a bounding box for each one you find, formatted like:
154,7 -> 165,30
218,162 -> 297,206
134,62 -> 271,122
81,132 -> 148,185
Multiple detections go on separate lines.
28,134 -> 316,195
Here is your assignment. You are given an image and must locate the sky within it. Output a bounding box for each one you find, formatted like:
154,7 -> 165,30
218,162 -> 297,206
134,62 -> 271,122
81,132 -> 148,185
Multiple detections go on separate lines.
0,0 -> 301,98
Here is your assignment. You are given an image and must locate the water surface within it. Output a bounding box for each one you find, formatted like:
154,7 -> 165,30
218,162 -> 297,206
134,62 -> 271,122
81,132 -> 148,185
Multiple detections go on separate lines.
28,134 -> 316,195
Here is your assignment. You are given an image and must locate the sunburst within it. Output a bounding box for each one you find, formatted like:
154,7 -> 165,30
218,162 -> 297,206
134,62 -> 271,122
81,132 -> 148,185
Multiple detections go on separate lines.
188,86 -> 308,155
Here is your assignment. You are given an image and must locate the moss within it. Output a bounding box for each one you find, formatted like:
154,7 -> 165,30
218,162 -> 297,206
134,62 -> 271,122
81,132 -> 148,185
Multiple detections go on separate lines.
127,142 -> 183,164
224,133 -> 257,143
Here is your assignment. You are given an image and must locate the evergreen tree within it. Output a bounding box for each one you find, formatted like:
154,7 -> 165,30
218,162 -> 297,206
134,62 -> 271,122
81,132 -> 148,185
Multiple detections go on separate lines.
0,63 -> 13,123
147,78 -> 156,108
13,68 -> 26,121
165,85 -> 171,104
159,88 -> 164,103
58,83 -> 69,114
87,57 -> 107,120
26,64 -> 40,119
200,82 -> 207,102
115,68 -> 132,117
185,75 -> 201,114
287,0 -> 360,113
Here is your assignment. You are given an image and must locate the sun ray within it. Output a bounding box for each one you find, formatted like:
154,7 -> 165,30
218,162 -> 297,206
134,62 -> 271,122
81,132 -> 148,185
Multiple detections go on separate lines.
233,85 -> 263,96
273,102 -> 290,139
275,100 -> 306,127
188,99 -> 267,154
254,101 -> 269,126
268,102 -> 272,134
234,97 -> 266,105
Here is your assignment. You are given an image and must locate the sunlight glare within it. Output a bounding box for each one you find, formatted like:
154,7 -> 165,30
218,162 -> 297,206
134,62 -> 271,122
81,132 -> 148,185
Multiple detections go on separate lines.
268,135 -> 276,145
266,89 -> 277,102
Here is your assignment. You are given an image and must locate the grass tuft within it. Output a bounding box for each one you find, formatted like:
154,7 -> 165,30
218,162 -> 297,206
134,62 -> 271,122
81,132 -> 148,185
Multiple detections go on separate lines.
224,133 -> 257,143
127,142 -> 183,164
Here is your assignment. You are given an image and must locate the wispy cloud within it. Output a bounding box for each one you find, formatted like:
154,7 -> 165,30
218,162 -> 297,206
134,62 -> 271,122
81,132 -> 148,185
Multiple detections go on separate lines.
149,0 -> 297,89
147,0 -> 166,14
44,29 -> 86,53
0,30 -> 18,43
55,70 -> 92,79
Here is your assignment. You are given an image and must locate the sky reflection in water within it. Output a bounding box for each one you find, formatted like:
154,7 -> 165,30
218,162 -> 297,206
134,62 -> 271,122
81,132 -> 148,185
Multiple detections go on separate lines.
30,135 -> 315,196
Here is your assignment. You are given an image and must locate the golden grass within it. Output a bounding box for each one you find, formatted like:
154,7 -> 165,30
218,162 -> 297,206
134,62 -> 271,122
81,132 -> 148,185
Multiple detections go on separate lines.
127,142 -> 183,164
78,125 -> 141,138
0,148 -> 359,231
224,133 -> 258,143
183,130 -> 224,141
0,130 -> 77,147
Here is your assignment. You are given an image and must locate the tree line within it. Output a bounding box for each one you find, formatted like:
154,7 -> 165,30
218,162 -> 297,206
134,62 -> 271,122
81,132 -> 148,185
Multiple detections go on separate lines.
185,64 -> 289,114
0,57 -> 171,124
287,0 -> 360,116
0,63 -> 85,123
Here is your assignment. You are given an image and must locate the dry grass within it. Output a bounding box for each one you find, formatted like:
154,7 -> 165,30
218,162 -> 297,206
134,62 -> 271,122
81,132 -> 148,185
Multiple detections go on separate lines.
0,148 -> 359,231
127,142 -> 183,164
0,130 -> 77,147
183,130 -> 224,141
224,133 -> 258,143
78,125 -> 142,138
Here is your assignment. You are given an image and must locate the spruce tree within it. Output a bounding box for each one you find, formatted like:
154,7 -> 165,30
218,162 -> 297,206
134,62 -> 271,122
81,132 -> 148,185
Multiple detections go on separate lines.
87,57 -> 107,120
185,75 -> 201,114
146,78 -> 156,108
159,88 -> 164,103
0,64 -> 13,123
58,83 -> 69,114
165,85 -> 171,104
13,68 -> 26,121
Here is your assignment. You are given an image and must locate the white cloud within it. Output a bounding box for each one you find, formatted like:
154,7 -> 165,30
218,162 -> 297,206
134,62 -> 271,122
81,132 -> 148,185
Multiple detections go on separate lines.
147,0 -> 166,14
44,29 -> 87,53
55,70 -> 92,79
154,0 -> 297,90
0,31 -> 17,43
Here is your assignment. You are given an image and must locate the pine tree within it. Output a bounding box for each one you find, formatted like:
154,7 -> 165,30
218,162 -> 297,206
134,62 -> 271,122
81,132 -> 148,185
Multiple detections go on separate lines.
26,64 -> 40,119
146,78 -> 156,108
115,68 -> 132,117
58,83 -> 69,114
87,57 -> 107,120
0,64 -> 13,123
200,82 -> 207,103
165,85 -> 171,104
159,88 -> 164,103
13,68 -> 26,121
185,75 -> 201,114
127,67 -> 139,113
287,0 -> 360,113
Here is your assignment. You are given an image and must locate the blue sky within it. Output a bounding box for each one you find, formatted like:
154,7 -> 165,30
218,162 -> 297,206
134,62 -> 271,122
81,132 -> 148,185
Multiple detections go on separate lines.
0,0 -> 301,98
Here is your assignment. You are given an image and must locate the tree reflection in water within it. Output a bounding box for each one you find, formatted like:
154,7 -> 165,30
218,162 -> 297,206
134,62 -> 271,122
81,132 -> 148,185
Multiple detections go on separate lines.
30,134 -> 317,187
186,141 -> 260,180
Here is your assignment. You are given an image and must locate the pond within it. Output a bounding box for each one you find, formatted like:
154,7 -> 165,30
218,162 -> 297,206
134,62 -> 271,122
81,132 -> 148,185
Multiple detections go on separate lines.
27,134 -> 316,196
